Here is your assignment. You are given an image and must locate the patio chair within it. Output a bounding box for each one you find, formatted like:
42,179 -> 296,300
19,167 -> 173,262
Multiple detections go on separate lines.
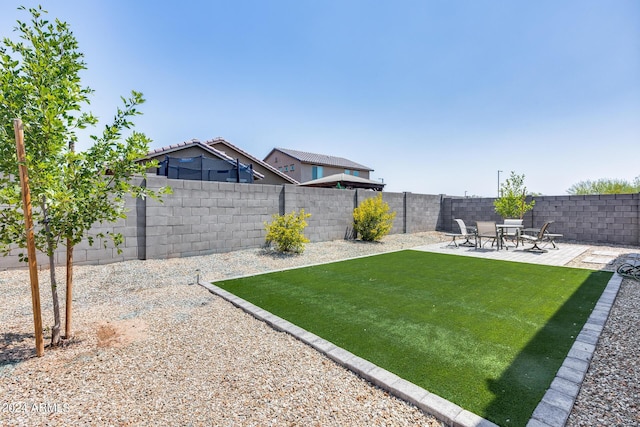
519,221 -> 554,252
501,218 -> 523,248
445,218 -> 475,247
475,221 -> 498,249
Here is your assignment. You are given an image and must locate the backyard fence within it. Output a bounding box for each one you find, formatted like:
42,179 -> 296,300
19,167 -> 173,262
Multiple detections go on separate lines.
442,193 -> 640,246
1,175 -> 638,270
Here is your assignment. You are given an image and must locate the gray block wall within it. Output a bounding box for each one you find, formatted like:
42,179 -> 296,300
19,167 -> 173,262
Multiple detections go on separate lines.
406,193 -> 443,233
380,192 -> 406,235
284,185 -> 357,241
2,176 -> 637,271
441,194 -> 639,246
444,197 -> 506,232
530,194 -> 639,245
352,191 -> 443,236
0,190 -> 142,271
143,176 -> 282,259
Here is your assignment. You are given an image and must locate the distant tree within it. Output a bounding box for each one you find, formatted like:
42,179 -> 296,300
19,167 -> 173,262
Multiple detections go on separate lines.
567,177 -> 640,195
0,6 -> 169,347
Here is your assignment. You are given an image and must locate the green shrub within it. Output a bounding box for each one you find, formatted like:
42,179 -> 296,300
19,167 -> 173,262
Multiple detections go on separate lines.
353,194 -> 396,242
264,209 -> 311,253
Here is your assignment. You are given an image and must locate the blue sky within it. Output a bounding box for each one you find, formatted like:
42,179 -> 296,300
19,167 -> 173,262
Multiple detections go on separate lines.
2,1 -> 639,196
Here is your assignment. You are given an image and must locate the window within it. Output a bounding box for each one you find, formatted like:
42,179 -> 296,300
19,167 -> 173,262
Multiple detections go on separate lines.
345,169 -> 351,175
353,170 -> 359,177
290,164 -> 295,171
312,165 -> 323,180
284,165 -> 288,172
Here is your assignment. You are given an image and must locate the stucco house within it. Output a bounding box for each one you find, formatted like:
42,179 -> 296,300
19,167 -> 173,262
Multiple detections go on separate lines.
205,138 -> 298,185
142,139 -> 298,185
263,148 -> 374,183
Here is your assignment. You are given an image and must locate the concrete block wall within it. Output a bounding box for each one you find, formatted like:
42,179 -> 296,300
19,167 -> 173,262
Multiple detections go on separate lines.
406,193 -> 444,233
354,191 -> 442,236
442,194 -> 640,246
446,197 -> 506,231
0,191 -> 141,271
143,175 -> 282,259
70,195 -> 142,265
3,175 -> 637,271
284,185 -> 356,241
380,192 -> 406,235
530,194 -> 639,245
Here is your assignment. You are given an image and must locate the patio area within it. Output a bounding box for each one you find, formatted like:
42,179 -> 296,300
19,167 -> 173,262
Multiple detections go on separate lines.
414,241 -> 591,267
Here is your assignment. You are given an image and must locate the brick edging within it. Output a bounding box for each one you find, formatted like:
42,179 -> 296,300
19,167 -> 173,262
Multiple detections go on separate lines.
526,273 -> 624,427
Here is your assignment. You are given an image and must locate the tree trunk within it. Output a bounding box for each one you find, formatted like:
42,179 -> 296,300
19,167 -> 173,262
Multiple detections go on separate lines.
42,198 -> 61,347
48,249 -> 61,347
65,240 -> 73,338
66,140 -> 75,339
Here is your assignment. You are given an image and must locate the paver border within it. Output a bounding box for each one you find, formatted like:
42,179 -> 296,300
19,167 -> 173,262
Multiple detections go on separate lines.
526,272 -> 623,427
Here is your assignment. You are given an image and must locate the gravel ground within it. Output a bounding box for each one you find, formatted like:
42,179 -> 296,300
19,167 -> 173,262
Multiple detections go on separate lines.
566,270 -> 640,425
1,231 -> 638,426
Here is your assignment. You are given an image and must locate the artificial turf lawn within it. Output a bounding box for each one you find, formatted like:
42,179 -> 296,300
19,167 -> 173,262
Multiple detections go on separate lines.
213,250 -> 612,426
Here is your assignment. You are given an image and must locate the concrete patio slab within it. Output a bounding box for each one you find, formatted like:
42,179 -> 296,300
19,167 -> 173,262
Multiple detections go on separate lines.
412,242 -> 589,267
583,256 -> 615,264
591,251 -> 621,257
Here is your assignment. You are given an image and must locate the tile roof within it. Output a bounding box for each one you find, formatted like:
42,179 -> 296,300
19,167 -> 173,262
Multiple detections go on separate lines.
299,173 -> 385,190
206,138 -> 299,184
144,139 -> 265,180
274,148 -> 373,171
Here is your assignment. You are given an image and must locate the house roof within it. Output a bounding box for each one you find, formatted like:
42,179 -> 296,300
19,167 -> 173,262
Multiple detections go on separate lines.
299,173 -> 385,191
206,138 -> 299,184
143,139 -> 265,180
267,148 -> 373,171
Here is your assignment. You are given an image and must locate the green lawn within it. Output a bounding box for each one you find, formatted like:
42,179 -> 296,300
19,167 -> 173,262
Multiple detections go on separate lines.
213,250 -> 611,426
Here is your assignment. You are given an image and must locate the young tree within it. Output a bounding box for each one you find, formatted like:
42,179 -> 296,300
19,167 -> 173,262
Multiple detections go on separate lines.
493,171 -> 535,219
567,177 -> 640,195
0,6 -> 168,347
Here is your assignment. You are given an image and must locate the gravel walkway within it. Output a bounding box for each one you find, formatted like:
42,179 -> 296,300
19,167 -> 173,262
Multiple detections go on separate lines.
1,232 -> 638,426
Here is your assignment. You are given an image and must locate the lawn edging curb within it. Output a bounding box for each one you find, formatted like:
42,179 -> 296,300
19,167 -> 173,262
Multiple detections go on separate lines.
526,272 -> 624,427
199,280 -> 499,427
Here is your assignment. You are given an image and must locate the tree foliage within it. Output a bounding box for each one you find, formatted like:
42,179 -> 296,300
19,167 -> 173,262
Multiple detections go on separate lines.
567,177 -> 640,195
353,193 -> 396,242
493,171 -> 535,219
0,6 -> 169,346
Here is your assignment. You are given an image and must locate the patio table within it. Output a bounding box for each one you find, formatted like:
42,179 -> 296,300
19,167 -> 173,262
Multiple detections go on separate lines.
496,223 -> 524,250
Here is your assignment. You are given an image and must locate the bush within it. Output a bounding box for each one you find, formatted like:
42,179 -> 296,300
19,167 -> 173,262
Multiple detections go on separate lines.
353,194 -> 396,242
264,209 -> 311,253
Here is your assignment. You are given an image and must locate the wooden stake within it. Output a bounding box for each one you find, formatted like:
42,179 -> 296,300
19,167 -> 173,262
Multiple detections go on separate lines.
14,119 -> 44,357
